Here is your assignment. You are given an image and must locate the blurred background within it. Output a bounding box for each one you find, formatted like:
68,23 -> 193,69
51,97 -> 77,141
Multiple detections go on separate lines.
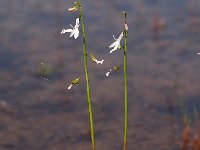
0,0 -> 200,149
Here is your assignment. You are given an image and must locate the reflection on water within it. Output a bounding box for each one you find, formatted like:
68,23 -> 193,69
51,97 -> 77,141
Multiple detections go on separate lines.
0,0 -> 200,149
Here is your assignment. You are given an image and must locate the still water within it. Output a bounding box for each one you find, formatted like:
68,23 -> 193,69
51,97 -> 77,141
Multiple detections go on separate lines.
0,0 -> 200,149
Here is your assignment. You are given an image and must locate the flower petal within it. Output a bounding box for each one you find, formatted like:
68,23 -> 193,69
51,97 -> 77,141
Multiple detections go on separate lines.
110,44 -> 119,53
75,18 -> 80,26
109,41 -> 117,48
118,43 -> 121,48
61,29 -> 72,34
66,29 -> 73,32
94,59 -> 104,64
118,32 -> 124,40
114,41 -> 119,49
73,28 -> 79,39
106,69 -> 112,76
69,30 -> 75,37
106,72 -> 110,76
110,48 -> 116,53
67,84 -> 73,90
61,29 -> 66,34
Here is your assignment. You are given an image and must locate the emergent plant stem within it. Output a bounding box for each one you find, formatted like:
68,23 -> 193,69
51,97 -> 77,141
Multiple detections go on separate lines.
79,3 -> 95,150
123,12 -> 128,150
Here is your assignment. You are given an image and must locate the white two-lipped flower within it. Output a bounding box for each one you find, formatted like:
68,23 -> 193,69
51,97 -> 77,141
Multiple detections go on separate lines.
109,32 -> 124,53
61,18 -> 80,39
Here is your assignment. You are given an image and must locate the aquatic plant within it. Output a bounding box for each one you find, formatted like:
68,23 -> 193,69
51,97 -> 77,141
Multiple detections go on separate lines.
169,82 -> 200,150
62,2 -> 129,149
61,1 -> 96,149
36,62 -> 53,81
108,11 -> 129,150
79,2 -> 96,149
123,12 -> 129,150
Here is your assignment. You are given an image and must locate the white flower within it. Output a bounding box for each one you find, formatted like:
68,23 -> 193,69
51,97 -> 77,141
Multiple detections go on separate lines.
61,18 -> 80,39
109,32 -> 124,53
197,52 -> 200,55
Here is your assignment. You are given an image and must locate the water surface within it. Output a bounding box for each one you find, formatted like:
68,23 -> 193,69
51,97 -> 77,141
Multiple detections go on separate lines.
0,0 -> 200,149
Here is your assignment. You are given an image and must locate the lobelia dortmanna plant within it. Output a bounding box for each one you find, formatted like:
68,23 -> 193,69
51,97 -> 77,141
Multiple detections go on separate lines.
108,12 -> 129,150
61,1 -> 104,150
61,1 -> 128,150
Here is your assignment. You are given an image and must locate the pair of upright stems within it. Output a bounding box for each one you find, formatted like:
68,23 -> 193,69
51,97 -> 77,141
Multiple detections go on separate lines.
78,3 -> 128,150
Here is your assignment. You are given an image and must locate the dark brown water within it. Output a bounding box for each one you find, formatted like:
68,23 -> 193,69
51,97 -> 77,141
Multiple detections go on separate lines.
0,0 -> 200,149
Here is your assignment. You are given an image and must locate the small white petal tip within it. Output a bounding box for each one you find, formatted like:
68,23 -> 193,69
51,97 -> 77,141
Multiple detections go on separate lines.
110,49 -> 116,53
197,52 -> 200,55
61,29 -> 66,34
68,84 -> 73,90
106,72 -> 110,76
106,69 -> 112,77
94,59 -> 104,64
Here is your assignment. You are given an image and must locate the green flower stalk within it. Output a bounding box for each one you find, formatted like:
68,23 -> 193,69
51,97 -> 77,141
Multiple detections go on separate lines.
108,11 -> 129,150
78,2 -> 96,150
62,1 -> 95,149
123,11 -> 128,150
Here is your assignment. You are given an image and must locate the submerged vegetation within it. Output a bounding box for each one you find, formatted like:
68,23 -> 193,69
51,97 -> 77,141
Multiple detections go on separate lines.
166,82 -> 200,150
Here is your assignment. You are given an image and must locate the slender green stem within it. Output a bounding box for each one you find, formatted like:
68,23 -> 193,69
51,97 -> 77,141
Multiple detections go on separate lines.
123,12 -> 128,150
79,3 -> 95,150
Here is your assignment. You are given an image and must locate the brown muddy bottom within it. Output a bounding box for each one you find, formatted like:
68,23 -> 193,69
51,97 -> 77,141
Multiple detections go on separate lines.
0,0 -> 200,149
